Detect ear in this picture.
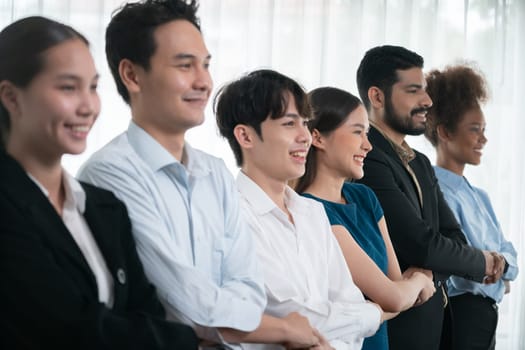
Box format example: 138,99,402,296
0,81,21,117
118,59,141,94
368,86,385,109
310,128,325,149
233,124,255,150
436,124,452,143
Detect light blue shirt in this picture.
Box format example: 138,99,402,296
434,166,519,303
78,121,266,334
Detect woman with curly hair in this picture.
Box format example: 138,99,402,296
424,64,519,350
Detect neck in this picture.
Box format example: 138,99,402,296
303,163,346,204
241,166,289,214
8,144,65,214
133,119,186,162
436,148,465,176
370,114,406,146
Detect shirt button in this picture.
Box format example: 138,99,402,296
437,280,442,287
117,268,126,285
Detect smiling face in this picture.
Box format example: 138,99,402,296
8,38,99,161
132,19,212,138
440,106,487,168
382,67,433,139
316,105,372,180
246,94,312,184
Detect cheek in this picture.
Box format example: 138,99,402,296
93,95,101,117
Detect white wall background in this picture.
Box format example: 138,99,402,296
1,1,523,348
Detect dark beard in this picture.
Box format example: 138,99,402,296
384,97,427,136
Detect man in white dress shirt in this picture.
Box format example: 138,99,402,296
79,1,320,348
214,69,385,350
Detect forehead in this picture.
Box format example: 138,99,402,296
460,106,485,123
394,67,426,87
346,104,369,124
152,19,209,58
39,38,96,77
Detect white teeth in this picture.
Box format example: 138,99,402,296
291,151,306,157
71,125,89,132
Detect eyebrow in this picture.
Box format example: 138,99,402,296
173,53,212,60
402,83,424,89
283,113,301,118
350,123,368,128
56,73,100,81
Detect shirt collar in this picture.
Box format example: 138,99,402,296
127,120,210,177
236,171,310,216
433,166,469,191
370,120,415,164
27,170,86,213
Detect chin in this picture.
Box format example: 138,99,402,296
65,144,87,156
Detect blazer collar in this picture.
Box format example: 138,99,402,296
369,125,410,168
0,153,108,293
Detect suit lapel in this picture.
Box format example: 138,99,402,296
82,185,119,273
368,127,422,213
0,153,98,295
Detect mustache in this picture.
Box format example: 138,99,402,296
411,107,429,116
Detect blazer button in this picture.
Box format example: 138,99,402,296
437,280,442,287
117,268,126,285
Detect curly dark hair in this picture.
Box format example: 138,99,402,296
424,63,489,147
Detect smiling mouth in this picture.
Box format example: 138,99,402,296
68,125,90,132
353,155,366,164
290,151,307,158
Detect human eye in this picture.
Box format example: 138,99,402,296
469,125,481,133
176,61,193,70
58,84,76,92
282,119,295,127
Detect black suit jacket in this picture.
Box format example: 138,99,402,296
0,152,198,349
356,126,486,350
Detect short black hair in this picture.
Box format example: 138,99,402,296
356,45,424,110
214,69,310,167
106,0,200,104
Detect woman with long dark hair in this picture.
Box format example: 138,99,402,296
0,16,197,349
295,87,435,350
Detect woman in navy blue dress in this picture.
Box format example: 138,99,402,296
295,87,435,350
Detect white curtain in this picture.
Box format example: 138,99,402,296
1,1,523,348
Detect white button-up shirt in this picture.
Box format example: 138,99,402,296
236,172,381,350
29,171,114,307
78,122,266,342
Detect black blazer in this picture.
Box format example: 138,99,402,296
0,152,198,349
357,126,486,350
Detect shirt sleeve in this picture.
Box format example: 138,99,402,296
78,158,266,334
478,189,519,280
360,184,384,222
244,203,380,346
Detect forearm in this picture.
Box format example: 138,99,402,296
388,274,431,312
219,314,289,344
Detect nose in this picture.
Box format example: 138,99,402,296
78,88,99,118
362,134,373,152
480,131,488,144
298,122,312,147
422,90,433,108
193,65,213,92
